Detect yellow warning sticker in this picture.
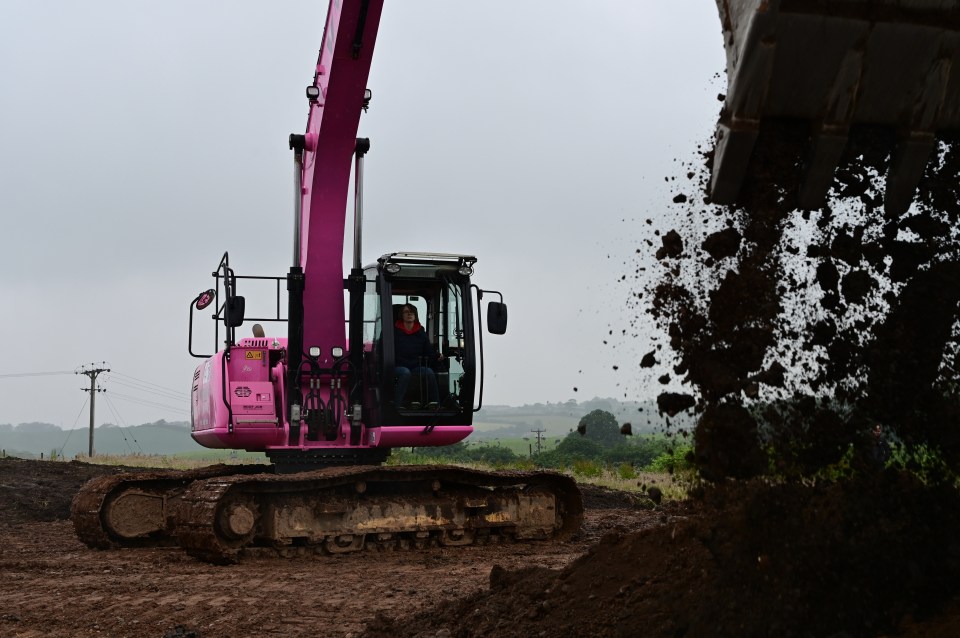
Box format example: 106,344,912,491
245,351,263,360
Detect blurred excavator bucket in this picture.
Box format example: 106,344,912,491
711,0,960,214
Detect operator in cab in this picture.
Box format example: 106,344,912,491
394,303,443,407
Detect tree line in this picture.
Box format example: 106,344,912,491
403,409,694,474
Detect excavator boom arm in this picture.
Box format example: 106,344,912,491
298,0,384,356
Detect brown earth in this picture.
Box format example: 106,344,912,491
3,457,960,638
648,124,960,481
622,121,960,636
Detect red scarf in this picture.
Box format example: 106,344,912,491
395,319,422,335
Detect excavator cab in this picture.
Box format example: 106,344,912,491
360,252,504,427
711,0,960,214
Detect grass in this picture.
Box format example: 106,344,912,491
576,468,689,501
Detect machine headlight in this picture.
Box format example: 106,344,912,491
385,263,401,274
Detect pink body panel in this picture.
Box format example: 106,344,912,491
191,347,286,450
191,336,472,452
368,426,473,448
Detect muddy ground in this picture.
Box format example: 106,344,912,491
2,457,960,638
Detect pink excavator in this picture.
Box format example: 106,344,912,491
72,0,581,563
72,0,958,562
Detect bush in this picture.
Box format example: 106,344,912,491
617,462,637,480
571,459,603,478
403,442,520,466
467,444,520,465
604,441,669,467
534,436,604,469
534,434,678,473
647,446,695,474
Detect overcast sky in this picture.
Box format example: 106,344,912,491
1,1,725,428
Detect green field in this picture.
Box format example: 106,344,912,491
459,435,564,456
471,414,582,438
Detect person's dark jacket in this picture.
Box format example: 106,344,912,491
394,320,437,368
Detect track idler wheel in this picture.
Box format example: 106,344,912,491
216,496,258,548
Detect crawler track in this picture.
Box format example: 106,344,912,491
71,464,583,563
175,465,583,563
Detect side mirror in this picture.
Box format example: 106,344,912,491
225,295,246,328
487,302,508,335
195,288,216,310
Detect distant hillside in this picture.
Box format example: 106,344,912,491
0,420,203,459
0,398,695,458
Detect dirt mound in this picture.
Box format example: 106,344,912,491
364,473,960,637
578,483,657,510
0,457,132,524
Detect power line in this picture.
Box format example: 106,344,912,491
4,365,190,425
102,395,135,454
0,370,74,378
101,376,187,402
107,372,189,399
107,390,190,415
103,394,144,455
57,397,90,457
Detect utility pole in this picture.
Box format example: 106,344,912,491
77,363,110,457
530,427,546,456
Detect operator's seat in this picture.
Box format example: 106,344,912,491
391,304,430,407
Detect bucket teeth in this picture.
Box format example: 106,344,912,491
885,133,936,215
711,0,960,210
797,127,849,211
709,117,759,205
